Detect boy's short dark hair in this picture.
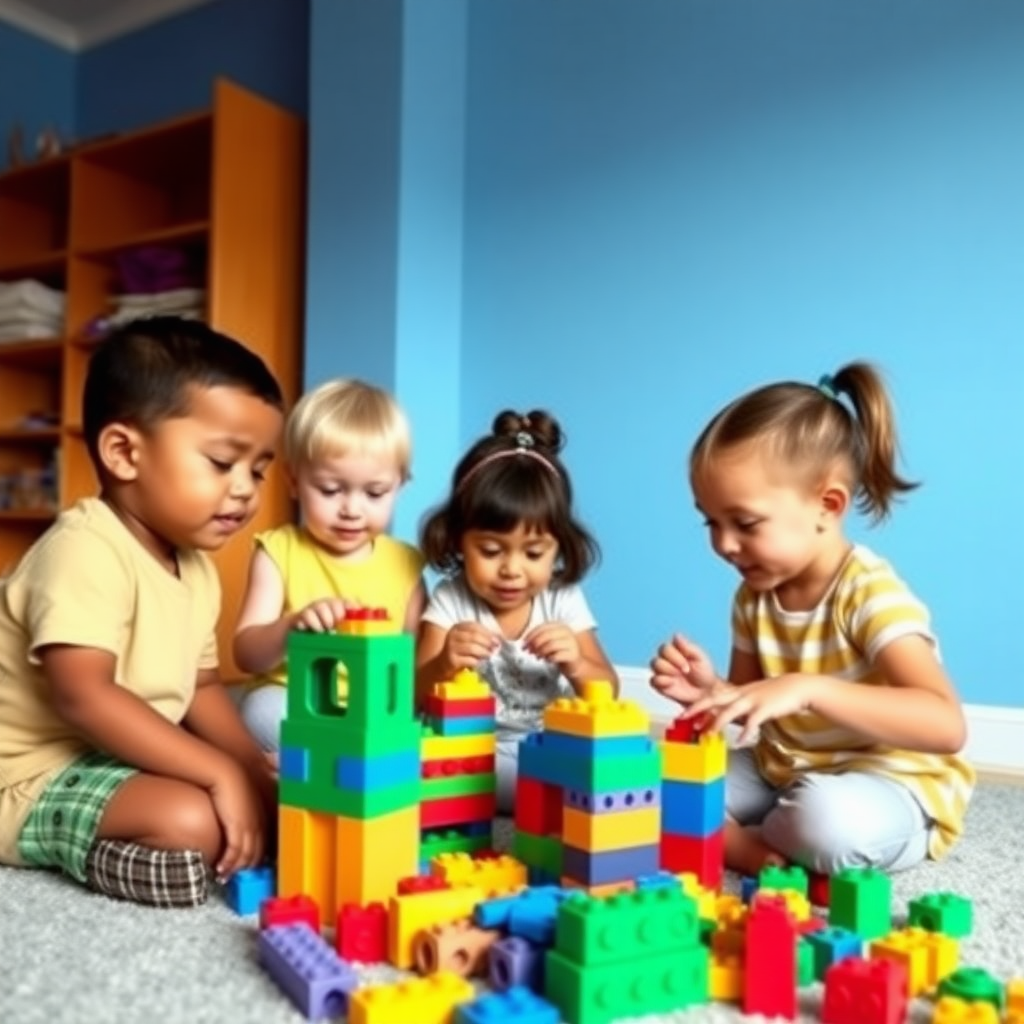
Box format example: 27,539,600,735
82,316,284,470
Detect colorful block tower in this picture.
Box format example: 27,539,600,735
659,715,726,889
419,670,498,860
277,613,421,924
514,681,663,893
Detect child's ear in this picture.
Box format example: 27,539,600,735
819,481,850,524
97,422,142,482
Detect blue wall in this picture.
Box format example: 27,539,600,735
459,0,1024,705
0,23,74,169
76,0,308,138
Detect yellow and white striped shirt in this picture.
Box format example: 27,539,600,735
732,544,975,859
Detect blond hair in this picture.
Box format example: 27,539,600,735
691,362,917,523
285,378,411,479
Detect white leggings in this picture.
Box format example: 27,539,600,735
728,746,932,874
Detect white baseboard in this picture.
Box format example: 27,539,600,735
614,665,1024,778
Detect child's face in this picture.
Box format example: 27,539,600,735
461,522,559,613
293,448,403,559
128,385,282,553
691,444,829,594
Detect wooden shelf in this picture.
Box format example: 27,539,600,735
0,338,64,367
74,219,210,262
0,508,56,523
0,427,61,443
0,249,67,278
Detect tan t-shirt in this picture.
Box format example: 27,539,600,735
0,498,221,864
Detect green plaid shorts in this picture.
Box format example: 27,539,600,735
18,752,136,882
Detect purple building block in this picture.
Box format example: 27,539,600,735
258,924,358,1021
564,786,660,814
489,935,545,992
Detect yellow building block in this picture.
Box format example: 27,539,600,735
919,930,959,991
1007,1014,1024,1024
757,887,811,922
1008,978,1024,1013
432,669,491,700
871,928,931,997
932,996,999,1024
713,893,748,930
421,731,496,760
679,872,717,920
278,804,338,924
542,680,650,738
336,805,420,907
339,614,397,636
562,806,661,852
710,951,744,1001
661,732,727,782
349,972,474,1024
387,886,484,968
430,853,527,896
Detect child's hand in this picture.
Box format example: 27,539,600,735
443,622,501,670
523,623,581,674
684,673,812,744
207,758,266,881
293,597,354,632
649,633,721,705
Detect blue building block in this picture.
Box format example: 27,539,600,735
335,748,420,790
225,865,275,915
562,844,660,887
740,875,759,904
456,986,559,1024
280,746,310,783
662,777,726,837
636,870,683,891
475,886,573,946
518,733,661,793
432,715,497,737
804,926,864,981
565,785,660,814
258,923,358,1021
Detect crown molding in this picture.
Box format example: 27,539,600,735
0,0,78,49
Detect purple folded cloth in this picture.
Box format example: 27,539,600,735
115,245,204,294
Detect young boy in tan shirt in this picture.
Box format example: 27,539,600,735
0,316,283,906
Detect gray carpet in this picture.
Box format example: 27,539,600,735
1,782,1021,1024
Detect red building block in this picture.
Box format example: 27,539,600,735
426,695,497,719
336,902,388,963
664,713,714,743
744,895,798,1019
822,956,908,1024
660,828,724,890
809,872,831,908
259,894,321,934
514,776,562,836
421,792,496,830
422,755,496,779
397,875,450,896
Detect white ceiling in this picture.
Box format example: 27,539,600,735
0,0,217,50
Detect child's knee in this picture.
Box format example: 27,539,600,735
159,788,221,864
241,685,285,752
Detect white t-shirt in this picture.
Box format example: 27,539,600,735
422,575,597,735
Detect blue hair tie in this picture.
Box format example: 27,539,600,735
817,374,839,401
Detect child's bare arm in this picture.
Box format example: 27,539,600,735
415,620,496,706
524,624,619,696
233,548,298,673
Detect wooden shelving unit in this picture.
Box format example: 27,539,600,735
0,79,305,679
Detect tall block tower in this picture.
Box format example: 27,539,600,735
277,614,421,924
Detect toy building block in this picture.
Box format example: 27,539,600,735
932,996,1000,1024
664,713,713,744
759,863,809,897
797,938,816,986
804,926,863,981
710,951,744,1001
413,919,502,977
489,935,545,992
260,894,320,934
828,867,892,939
870,929,931,996
388,885,484,969
937,968,1005,1014
809,871,831,908
562,842,659,889
660,827,724,890
513,831,564,881
431,852,528,895
519,732,661,794
422,729,497,762
336,902,388,963
565,784,659,815
474,885,574,947
421,826,492,862
456,986,560,1024
515,775,563,835
423,754,495,779
562,805,660,852
542,680,650,738
258,923,358,1021
661,731,727,783
339,607,394,636
661,777,725,837
753,886,811,922
908,892,973,938
422,791,497,831
743,895,798,1019
431,668,493,700
348,972,475,1024
427,695,497,720
822,957,907,1024
225,865,275,915
917,929,960,992
1009,978,1024,1013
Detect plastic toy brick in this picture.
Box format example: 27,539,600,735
225,864,275,915
754,886,811,922
335,804,420,906
562,842,659,889
431,852,528,895
258,923,358,1021
562,806,660,852
422,772,497,804
398,875,450,896
917,929,959,992
280,745,310,782
663,713,712,744
413,918,502,977
545,943,709,1024
635,870,681,890
822,956,907,1024
541,680,650,738
336,902,388,963
660,732,727,783
421,730,497,761
260,894,320,934
515,775,563,835
430,714,498,737
426,694,497,719
421,827,492,861
743,897,798,1019
432,669,492,700
278,805,338,924
659,828,724,890
456,986,560,1024
282,710,422,765
932,996,1000,1024
828,866,893,939
797,937,816,986
805,925,863,981
564,785,660,814
871,927,939,996
348,972,475,1024
339,607,394,636
759,863,809,897
474,885,573,946
710,950,744,1001
740,875,759,903
678,872,717,920
335,748,421,791
512,831,564,880
1009,978,1024,1013
661,777,725,838
535,730,655,760
423,754,495,779
908,892,973,938
387,885,485,969
518,731,661,794
937,967,1004,1013
489,935,545,992
554,886,700,965
421,791,497,830
809,871,831,908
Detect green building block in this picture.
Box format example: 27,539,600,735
545,945,709,1024
908,892,973,938
513,830,563,879
285,629,415,732
281,709,421,761
279,776,420,819
828,867,892,939
422,772,496,803
937,967,1004,1012
759,863,809,897
554,887,700,966
796,938,815,986
421,828,492,860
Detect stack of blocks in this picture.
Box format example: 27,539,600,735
419,670,497,866
276,612,421,924
513,681,663,893
659,714,726,890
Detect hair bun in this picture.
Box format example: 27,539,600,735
492,409,564,454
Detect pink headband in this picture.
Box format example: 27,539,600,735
457,431,559,493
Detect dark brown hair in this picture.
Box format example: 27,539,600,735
690,362,917,523
420,409,599,582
